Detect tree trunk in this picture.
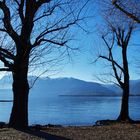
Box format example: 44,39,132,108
117,44,131,122
117,87,130,121
9,72,29,129
9,54,30,129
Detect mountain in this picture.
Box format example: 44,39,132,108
0,75,12,89
130,79,140,95
104,84,122,95
30,77,115,96
0,75,140,96
0,76,115,96
105,80,140,96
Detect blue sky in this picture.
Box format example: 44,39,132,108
1,0,140,83
50,30,140,82
49,1,140,83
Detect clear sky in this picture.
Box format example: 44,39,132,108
49,1,140,83
50,31,140,82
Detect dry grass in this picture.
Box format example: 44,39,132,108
0,128,43,140
0,124,140,140
44,123,140,140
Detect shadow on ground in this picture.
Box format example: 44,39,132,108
21,129,71,140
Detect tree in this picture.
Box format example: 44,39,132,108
0,0,87,129
112,0,140,24
96,22,134,121
94,0,138,122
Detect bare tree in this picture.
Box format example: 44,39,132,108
0,0,88,129
112,0,140,24
96,23,134,121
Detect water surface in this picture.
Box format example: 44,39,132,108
0,90,139,125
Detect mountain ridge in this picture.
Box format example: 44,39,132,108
0,75,140,96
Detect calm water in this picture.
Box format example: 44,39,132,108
0,90,140,126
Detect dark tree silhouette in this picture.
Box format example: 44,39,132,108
112,0,140,24
97,23,134,121
0,0,87,129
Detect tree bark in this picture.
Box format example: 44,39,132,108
9,73,29,129
9,54,30,129
117,44,131,122
117,86,130,121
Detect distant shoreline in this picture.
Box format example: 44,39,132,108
59,95,140,97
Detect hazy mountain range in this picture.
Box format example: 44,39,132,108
0,75,140,96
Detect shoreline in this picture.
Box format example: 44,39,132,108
1,119,140,129
59,95,140,97
0,121,140,140
0,123,140,140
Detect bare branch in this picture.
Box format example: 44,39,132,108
36,0,51,9
32,19,80,47
18,0,25,23
0,47,15,60
0,54,13,69
34,3,58,22
0,1,19,42
33,38,67,47
99,55,124,72
0,28,7,32
124,26,133,46
112,1,140,23
0,68,12,71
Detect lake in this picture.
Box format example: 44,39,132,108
0,90,140,126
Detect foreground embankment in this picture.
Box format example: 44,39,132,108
0,123,140,140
